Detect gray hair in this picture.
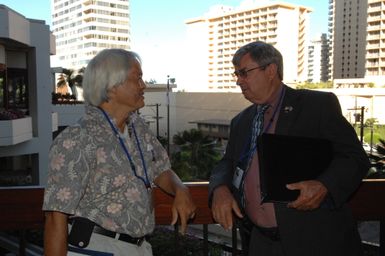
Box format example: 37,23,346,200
232,41,283,80
82,48,141,106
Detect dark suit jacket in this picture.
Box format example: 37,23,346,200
209,85,370,256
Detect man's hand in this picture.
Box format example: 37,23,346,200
154,170,196,235
211,185,243,230
286,180,328,210
171,186,196,235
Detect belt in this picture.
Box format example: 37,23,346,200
93,225,146,246
242,217,280,241
254,225,280,241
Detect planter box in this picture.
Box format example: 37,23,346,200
0,117,32,146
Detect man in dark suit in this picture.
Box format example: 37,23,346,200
209,41,370,256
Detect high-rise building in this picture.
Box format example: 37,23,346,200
51,0,131,70
308,33,329,83
182,2,312,92
365,0,385,81
327,0,334,80
329,0,368,80
329,0,385,87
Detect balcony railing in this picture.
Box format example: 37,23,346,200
0,180,384,255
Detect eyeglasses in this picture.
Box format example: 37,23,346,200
232,65,268,79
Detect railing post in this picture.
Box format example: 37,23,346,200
174,224,180,253
203,224,208,256
18,229,26,256
232,225,238,255
380,220,384,256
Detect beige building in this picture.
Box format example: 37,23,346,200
51,0,131,70
329,0,368,80
329,0,385,87
365,0,385,84
182,1,312,92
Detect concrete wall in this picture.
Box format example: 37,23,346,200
141,91,250,139
319,88,385,124
141,89,385,142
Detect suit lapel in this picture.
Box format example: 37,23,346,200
275,86,302,135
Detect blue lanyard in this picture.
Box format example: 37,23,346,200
98,107,151,188
239,86,286,163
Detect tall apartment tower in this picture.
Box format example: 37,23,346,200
51,0,131,70
365,0,385,81
308,33,329,83
183,2,312,92
328,0,368,80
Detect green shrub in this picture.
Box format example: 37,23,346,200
364,132,382,145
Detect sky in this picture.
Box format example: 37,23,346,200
0,0,329,83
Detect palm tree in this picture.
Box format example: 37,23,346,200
56,73,69,95
171,129,221,181
56,68,84,99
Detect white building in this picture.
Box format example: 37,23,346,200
181,1,312,92
51,0,131,70
0,5,56,185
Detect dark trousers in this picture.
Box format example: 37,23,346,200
238,218,285,256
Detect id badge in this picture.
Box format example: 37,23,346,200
232,166,244,189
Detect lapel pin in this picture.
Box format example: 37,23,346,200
284,106,293,113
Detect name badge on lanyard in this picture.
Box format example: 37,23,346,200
232,166,245,189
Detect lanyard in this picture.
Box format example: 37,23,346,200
98,107,151,188
239,86,286,163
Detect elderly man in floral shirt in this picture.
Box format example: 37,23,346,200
43,49,196,256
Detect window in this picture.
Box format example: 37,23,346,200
0,69,4,108
3,68,28,110
0,154,34,186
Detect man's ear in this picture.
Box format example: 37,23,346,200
266,63,278,80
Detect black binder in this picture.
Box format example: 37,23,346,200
257,133,333,203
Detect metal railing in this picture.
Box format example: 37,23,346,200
1,180,385,255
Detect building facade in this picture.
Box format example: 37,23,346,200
51,0,131,70
0,5,56,185
329,0,385,87
183,2,312,92
365,0,385,84
308,33,329,83
329,0,368,80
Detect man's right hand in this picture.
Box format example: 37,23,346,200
211,185,243,230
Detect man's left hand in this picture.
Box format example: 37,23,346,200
171,186,197,234
286,180,328,210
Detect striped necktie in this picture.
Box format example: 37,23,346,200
240,104,269,209
249,104,269,158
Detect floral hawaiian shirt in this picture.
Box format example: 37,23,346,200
43,105,171,237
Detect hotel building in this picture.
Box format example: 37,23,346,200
182,2,312,92
51,0,131,70
329,0,368,80
329,0,385,87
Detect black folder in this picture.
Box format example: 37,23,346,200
257,133,333,203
